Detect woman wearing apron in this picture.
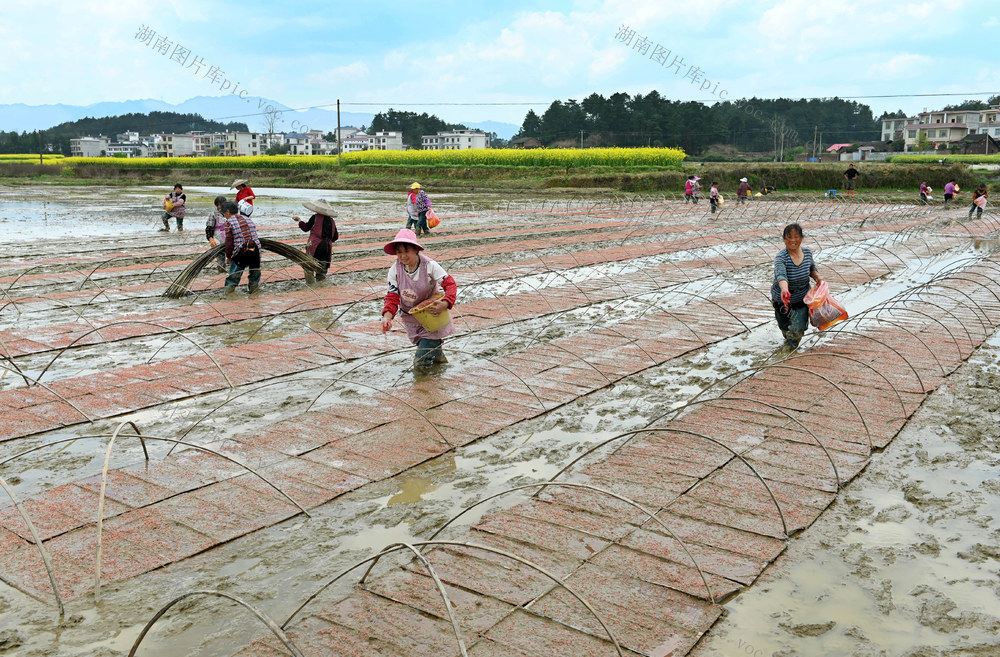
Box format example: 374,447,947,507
380,229,457,371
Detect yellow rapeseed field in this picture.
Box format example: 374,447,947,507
887,154,1000,164
0,154,65,161
43,147,686,169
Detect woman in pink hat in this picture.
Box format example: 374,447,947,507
380,228,457,370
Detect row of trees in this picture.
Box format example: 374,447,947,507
0,112,249,155
512,92,888,155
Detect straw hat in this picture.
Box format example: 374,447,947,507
384,228,423,255
230,179,248,188
409,182,421,189
303,199,338,217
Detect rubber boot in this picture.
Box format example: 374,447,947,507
176,217,184,232
248,283,259,295
225,285,237,296
160,215,170,231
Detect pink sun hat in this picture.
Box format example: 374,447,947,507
384,228,424,255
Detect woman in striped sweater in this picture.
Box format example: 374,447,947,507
771,223,822,349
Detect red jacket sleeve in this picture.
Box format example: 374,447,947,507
441,275,457,308
382,291,400,318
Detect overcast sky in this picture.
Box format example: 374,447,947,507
2,0,997,128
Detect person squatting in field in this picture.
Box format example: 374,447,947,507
161,183,186,231
380,228,457,372
771,223,822,349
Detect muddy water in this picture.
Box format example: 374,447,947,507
691,333,1000,657
1,184,998,656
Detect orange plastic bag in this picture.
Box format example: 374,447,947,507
427,209,440,229
804,281,848,330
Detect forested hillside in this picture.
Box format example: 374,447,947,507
513,92,886,155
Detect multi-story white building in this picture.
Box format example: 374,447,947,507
902,109,982,152
341,135,369,153
222,131,260,156
367,131,404,150
284,132,312,155
105,142,151,158
310,138,339,155
154,133,195,157
974,105,1000,138
421,129,490,150
70,136,110,157
880,116,919,142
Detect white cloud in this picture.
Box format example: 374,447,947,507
305,62,370,87
875,53,933,77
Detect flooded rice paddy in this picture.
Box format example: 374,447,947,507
0,183,998,656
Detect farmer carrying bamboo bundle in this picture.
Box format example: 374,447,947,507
222,201,262,296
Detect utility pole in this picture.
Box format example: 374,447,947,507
336,99,342,167
579,130,586,149
812,126,818,159
38,130,43,165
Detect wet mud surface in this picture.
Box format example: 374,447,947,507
1,184,999,656
691,335,1000,657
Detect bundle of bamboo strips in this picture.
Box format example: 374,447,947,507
163,239,324,298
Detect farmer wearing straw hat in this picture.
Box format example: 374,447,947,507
231,179,256,215
405,182,420,231
381,228,457,371
406,182,432,236
293,199,339,281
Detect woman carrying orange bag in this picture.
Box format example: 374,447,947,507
771,223,822,349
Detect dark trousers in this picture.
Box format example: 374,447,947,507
415,338,444,367
313,240,332,280
226,249,261,292
774,302,808,347
162,212,183,230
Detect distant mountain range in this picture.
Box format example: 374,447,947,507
0,96,521,139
